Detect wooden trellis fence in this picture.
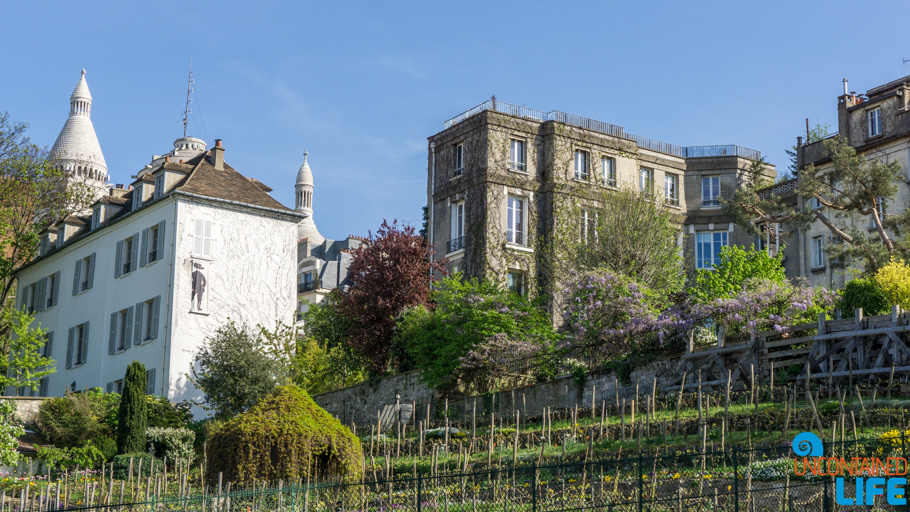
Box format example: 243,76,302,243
669,306,910,391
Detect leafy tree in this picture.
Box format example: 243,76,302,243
875,258,910,310
688,245,786,304
549,186,684,293
190,321,284,420
1,308,54,393
396,276,559,391
299,292,366,392
839,278,890,318
37,389,114,449
781,122,831,181
116,361,147,454
0,399,23,467
727,136,909,272
0,111,91,336
336,220,446,374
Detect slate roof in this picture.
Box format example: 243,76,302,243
171,151,291,211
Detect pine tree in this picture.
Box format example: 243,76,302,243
116,361,148,454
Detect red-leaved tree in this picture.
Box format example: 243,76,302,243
338,220,446,374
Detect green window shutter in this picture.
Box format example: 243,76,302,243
72,259,82,295
109,313,117,354
115,241,123,278
134,302,144,343
52,271,61,306
150,296,161,339
156,220,166,261
66,327,75,369
140,228,149,267
124,306,134,348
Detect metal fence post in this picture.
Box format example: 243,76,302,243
902,431,908,512
417,473,422,512
532,462,537,512
733,447,739,512
638,452,644,512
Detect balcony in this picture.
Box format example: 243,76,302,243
444,100,763,161
298,279,320,294
447,236,465,253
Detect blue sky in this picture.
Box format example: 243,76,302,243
2,1,909,239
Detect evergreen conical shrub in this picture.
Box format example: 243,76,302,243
116,361,148,454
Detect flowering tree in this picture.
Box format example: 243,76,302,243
338,220,446,374
559,271,835,360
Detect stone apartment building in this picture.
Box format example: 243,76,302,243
426,101,775,300
790,75,910,289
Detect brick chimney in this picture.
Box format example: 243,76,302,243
212,139,225,170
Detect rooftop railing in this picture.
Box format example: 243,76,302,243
444,100,763,161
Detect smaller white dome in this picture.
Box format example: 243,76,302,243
296,151,314,187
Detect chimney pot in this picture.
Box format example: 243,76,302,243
212,140,225,171
165,156,170,162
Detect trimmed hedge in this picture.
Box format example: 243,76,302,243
206,386,362,486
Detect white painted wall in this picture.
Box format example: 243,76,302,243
165,198,298,409
13,195,299,418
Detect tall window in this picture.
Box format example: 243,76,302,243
507,271,525,296
193,220,213,257
154,173,165,199
702,176,720,207
115,234,139,277
138,296,161,342
812,236,825,268
91,207,101,229
574,150,589,180
454,144,464,177
73,253,95,294
507,197,525,245
45,272,59,309
449,202,465,252
141,221,166,265
639,168,653,194
133,185,143,210
665,174,679,205
580,208,597,243
868,108,882,137
66,322,90,368
696,232,728,269
601,157,616,187
510,140,526,172
870,197,886,229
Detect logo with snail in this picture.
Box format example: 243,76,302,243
792,431,908,505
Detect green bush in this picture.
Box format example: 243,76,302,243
116,362,148,454
839,278,891,318
37,445,104,471
147,427,194,465
206,385,362,486
111,453,164,479
397,276,559,390
147,397,192,428
37,391,108,448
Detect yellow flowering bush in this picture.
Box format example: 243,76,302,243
875,258,910,311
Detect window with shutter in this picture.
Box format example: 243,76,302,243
155,220,166,261
43,332,54,359
115,240,123,277
86,253,95,289
194,220,212,257
36,277,47,312
109,312,117,354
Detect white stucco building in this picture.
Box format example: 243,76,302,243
13,135,302,407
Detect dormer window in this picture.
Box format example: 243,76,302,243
91,207,102,229
868,108,882,138
56,228,66,248
154,173,165,199
39,233,52,256
133,184,143,210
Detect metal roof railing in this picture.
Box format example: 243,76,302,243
444,100,762,161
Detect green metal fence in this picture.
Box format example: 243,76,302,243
16,434,910,512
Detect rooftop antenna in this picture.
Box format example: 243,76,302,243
181,63,194,138
904,58,910,65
